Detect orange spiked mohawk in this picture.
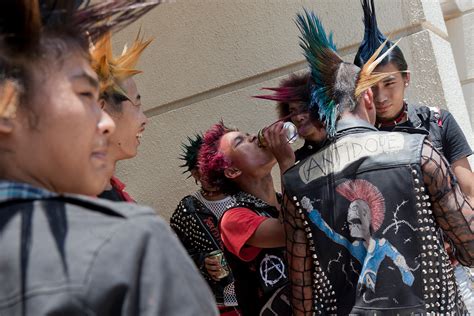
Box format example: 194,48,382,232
90,31,153,99
354,37,401,98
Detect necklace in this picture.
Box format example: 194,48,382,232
376,103,408,128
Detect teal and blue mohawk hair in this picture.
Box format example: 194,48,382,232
296,9,343,137
353,0,402,67
179,133,203,176
296,8,401,137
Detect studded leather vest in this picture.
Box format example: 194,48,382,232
170,195,236,307
222,192,289,316
283,119,466,315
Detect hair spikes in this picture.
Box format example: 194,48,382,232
91,30,153,98
255,87,305,103
355,37,402,98
1,0,160,60
198,121,235,191
254,71,311,105
0,0,42,53
353,0,390,67
69,1,161,43
179,133,203,176
296,9,343,137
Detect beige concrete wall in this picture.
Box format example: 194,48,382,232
114,0,473,220
445,3,474,130
443,0,474,165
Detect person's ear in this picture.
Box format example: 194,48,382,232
0,117,14,134
190,168,200,181
0,81,19,134
224,167,241,179
404,72,411,87
364,88,374,110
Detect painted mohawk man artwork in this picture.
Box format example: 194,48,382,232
301,179,415,295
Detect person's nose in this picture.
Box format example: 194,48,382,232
249,134,257,143
98,110,116,136
373,85,388,104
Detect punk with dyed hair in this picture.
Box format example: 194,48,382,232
255,72,328,162
171,133,241,315
281,9,473,315
199,121,292,315
354,0,474,310
198,122,236,193
91,31,152,202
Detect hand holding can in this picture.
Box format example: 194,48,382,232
257,121,298,148
205,250,230,280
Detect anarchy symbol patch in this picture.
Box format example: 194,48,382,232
260,254,287,287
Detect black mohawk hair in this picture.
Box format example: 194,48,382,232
179,133,203,176
353,0,391,67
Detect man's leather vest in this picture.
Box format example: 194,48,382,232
222,192,289,315
283,119,466,315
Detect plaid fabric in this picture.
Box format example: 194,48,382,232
0,181,56,202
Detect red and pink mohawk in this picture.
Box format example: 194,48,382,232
198,121,236,193
254,72,313,120
255,73,310,102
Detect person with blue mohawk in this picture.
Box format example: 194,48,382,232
354,1,474,312
354,0,473,199
280,9,473,315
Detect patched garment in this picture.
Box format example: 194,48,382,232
170,194,238,308
282,119,472,315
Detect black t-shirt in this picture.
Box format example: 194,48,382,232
437,110,473,163
379,104,472,164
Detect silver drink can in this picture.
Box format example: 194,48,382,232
257,122,299,148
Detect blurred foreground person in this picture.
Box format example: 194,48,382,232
0,1,217,315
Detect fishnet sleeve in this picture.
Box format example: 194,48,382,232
282,191,314,315
421,140,474,267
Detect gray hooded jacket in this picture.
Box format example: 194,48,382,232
0,185,218,316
